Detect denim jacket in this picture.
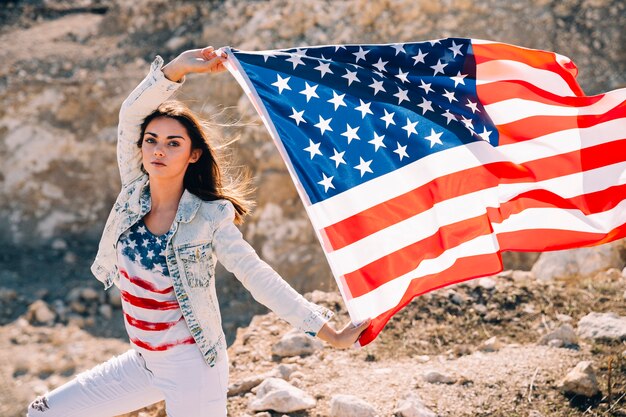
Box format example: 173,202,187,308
91,56,333,367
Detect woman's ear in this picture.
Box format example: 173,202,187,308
190,148,203,163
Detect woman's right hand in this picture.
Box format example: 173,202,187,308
162,46,227,82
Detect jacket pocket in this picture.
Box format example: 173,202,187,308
176,242,213,288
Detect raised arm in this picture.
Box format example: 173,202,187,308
117,47,226,186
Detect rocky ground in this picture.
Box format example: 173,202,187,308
2,256,626,416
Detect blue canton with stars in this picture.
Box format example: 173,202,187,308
230,38,498,205
118,219,172,276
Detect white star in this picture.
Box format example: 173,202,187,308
343,69,360,86
147,250,155,260
318,173,335,192
154,263,164,273
353,46,369,63
392,43,406,55
134,253,143,263
286,53,305,69
327,91,347,110
380,109,396,128
461,116,474,129
394,142,409,160
395,68,410,83
478,127,493,142
315,60,333,78
137,225,147,235
341,124,361,144
260,51,277,62
329,148,346,168
354,157,373,177
142,238,149,247
393,87,410,104
334,45,347,51
451,71,467,87
402,118,419,137
372,58,389,73
299,82,319,102
418,79,433,94
412,49,428,65
155,237,162,245
294,48,309,57
128,240,137,249
369,78,386,95
424,128,443,148
428,39,441,46
369,132,386,151
272,74,292,94
430,59,447,76
465,99,480,113
354,99,373,118
314,116,333,135
417,97,434,114
289,108,306,125
448,41,464,58
442,89,457,103
442,109,456,124
304,139,323,159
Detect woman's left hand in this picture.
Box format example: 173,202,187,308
317,318,372,349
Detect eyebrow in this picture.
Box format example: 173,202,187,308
144,131,186,140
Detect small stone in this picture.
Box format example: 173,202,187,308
479,336,501,352
166,36,187,51
538,324,578,347
559,361,600,397
423,370,456,384
330,394,378,417
80,288,99,301
26,300,56,325
477,277,496,290
273,364,297,380
248,378,316,413
394,392,437,417
271,329,324,358
51,238,68,250
70,301,86,314
512,270,534,281
98,304,113,320
228,374,267,397
0,287,17,302
473,304,487,314
548,339,564,348
254,413,271,417
415,355,430,363
577,312,626,341
63,251,78,264
556,314,573,323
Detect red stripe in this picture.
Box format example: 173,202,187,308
477,80,604,107
124,313,184,331
130,336,196,351
357,253,503,346
119,269,173,295
490,101,626,145
472,42,582,96
120,290,180,310
324,138,626,251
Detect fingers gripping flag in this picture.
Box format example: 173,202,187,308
222,38,626,346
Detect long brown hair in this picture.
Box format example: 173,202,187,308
138,101,255,224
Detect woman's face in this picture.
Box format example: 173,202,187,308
141,116,201,181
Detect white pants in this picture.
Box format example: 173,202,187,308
26,346,229,417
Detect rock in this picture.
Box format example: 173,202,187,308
69,301,87,314
329,394,378,417
51,238,68,250
596,267,622,281
416,355,430,363
538,324,578,347
165,36,187,51
25,300,56,325
479,336,501,352
229,374,268,397
271,329,324,357
423,370,456,384
98,304,112,320
556,314,573,323
80,287,99,301
273,363,297,380
531,244,624,281
394,392,437,417
577,312,626,341
0,287,17,302
512,270,534,281
249,378,316,413
477,277,496,290
558,361,600,397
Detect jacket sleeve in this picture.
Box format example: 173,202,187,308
117,56,184,186
213,201,334,336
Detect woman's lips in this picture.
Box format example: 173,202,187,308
150,161,166,166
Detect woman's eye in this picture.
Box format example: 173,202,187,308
144,137,155,143
169,141,180,147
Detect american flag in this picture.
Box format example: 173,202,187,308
222,38,626,346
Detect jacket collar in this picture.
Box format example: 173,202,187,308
133,178,202,224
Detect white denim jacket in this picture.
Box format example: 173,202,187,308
91,56,333,367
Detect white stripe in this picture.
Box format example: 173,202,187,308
476,60,575,96
346,233,500,322
484,89,626,125
308,118,626,228
347,198,626,320
327,161,626,276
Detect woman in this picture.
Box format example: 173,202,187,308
27,46,370,417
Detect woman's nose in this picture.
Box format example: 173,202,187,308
153,146,165,157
